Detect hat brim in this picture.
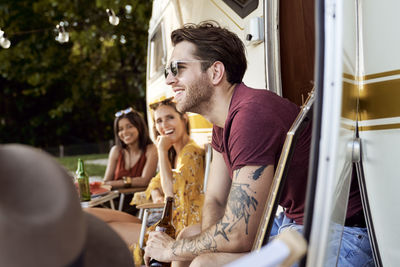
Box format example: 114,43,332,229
0,144,134,267
80,213,134,267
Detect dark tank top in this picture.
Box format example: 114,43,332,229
113,148,147,180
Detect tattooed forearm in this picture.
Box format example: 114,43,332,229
197,229,218,253
251,166,267,180
171,167,265,258
172,229,218,257
171,240,181,256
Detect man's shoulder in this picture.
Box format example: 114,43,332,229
233,84,285,109
231,83,299,122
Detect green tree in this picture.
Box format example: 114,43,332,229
0,0,152,148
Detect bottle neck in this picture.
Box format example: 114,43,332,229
161,197,174,221
76,159,87,179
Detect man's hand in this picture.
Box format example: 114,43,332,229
144,231,176,266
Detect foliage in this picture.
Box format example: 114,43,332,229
56,153,108,177
0,0,152,147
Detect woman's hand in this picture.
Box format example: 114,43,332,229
104,179,125,189
151,188,164,203
152,195,164,204
156,135,174,152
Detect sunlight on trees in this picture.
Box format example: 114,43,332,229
0,0,152,148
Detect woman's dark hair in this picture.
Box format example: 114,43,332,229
113,108,153,151
150,98,190,165
171,21,247,84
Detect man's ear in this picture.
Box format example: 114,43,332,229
208,61,225,85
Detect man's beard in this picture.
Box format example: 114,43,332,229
176,75,214,114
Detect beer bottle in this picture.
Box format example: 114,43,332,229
149,196,175,267
76,158,91,201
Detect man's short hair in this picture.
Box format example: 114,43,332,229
171,21,247,84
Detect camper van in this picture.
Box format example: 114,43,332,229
145,0,400,266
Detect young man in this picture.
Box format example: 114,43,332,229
144,22,371,267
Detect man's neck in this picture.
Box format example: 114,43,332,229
202,83,237,128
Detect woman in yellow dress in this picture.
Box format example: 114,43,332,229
137,98,204,232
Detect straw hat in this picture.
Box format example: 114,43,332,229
0,144,134,267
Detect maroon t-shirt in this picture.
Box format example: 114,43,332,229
212,83,311,224
212,83,364,224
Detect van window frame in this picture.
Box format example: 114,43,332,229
147,22,167,81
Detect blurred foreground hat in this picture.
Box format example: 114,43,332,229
0,144,134,267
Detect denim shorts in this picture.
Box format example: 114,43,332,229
270,212,374,267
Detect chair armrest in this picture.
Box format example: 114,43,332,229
132,191,150,206
136,202,165,209
117,186,147,194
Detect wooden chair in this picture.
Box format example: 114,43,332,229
136,143,213,248
226,229,307,267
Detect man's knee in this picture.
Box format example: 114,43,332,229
189,254,211,267
189,253,246,267
176,224,201,240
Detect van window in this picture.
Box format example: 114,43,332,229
148,24,166,79
223,0,259,18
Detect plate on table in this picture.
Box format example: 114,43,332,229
90,182,111,197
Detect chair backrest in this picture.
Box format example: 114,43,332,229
203,143,213,193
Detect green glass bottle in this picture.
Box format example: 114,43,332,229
76,158,91,201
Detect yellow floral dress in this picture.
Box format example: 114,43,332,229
131,139,205,264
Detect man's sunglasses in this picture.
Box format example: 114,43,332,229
115,107,134,117
164,60,211,79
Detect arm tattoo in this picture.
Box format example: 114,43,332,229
214,182,258,239
172,229,218,256
251,166,267,180
197,230,218,253
214,219,230,241
234,168,241,180
172,177,259,255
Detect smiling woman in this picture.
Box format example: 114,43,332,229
147,97,192,202
102,107,158,193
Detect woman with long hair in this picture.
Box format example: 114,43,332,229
140,98,204,232
103,107,158,189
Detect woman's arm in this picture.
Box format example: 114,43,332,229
157,136,174,198
105,145,158,188
129,144,158,187
103,146,120,182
